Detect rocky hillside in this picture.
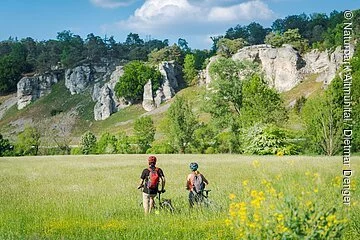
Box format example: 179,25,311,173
0,44,345,142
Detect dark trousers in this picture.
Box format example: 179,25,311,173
189,191,203,207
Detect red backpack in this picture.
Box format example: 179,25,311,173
147,167,160,189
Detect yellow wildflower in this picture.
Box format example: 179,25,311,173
242,180,248,186
229,193,236,200
252,160,260,168
225,219,232,226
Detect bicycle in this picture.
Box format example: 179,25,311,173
138,185,175,213
191,189,219,210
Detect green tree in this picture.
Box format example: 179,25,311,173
85,33,107,62
134,116,155,153
116,131,131,154
216,38,246,57
301,78,342,155
207,58,258,127
148,44,183,64
225,25,249,40
265,28,308,52
178,38,190,52
16,126,41,156
246,22,269,45
114,61,162,101
264,32,283,47
0,134,13,157
166,96,199,153
190,123,217,153
80,131,97,155
183,54,197,85
96,132,117,154
0,55,22,93
242,124,298,155
57,31,85,68
125,33,144,46
240,74,287,127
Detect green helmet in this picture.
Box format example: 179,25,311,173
189,162,198,171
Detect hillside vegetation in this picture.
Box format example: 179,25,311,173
1,9,360,156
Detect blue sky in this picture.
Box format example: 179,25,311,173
0,0,359,49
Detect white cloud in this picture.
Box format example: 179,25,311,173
90,0,136,8
101,0,275,48
115,0,274,32
208,1,274,22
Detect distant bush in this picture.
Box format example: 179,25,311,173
0,134,13,156
80,131,97,155
114,61,162,102
242,124,299,155
70,147,82,155
50,109,63,116
15,126,41,156
146,142,175,154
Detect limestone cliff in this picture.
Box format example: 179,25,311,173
205,44,344,92
17,72,59,110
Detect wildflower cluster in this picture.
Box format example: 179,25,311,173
225,161,347,239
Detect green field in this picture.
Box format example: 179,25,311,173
0,155,359,239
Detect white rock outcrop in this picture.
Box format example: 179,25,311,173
93,66,132,121
65,66,91,95
303,46,343,84
232,44,305,92
17,73,59,110
139,61,182,112
204,44,346,93
142,80,156,111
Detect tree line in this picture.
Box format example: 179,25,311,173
212,10,360,53
2,40,359,156
1,9,359,156
2,9,359,95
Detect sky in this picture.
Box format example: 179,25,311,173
0,0,359,49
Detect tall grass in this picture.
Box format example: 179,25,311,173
0,155,358,239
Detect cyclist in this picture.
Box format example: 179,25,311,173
138,156,165,214
186,162,209,207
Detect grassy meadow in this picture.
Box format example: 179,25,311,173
0,155,359,239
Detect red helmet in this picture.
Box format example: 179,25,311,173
148,156,157,164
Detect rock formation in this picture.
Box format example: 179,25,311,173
93,66,131,121
65,64,116,95
232,44,305,92
303,46,343,84
205,44,344,93
17,72,59,110
65,65,91,95
142,80,156,112
140,61,182,112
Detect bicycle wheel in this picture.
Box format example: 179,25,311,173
203,198,221,211
161,201,175,213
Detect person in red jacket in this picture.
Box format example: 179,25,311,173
138,156,165,214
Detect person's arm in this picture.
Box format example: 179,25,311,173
160,176,166,192
186,174,191,190
202,174,209,185
138,179,144,189
159,168,165,192
138,169,146,189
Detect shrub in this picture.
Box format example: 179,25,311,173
16,126,41,156
114,61,162,102
80,131,97,155
242,124,299,155
146,141,175,154
70,147,82,155
226,166,346,239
